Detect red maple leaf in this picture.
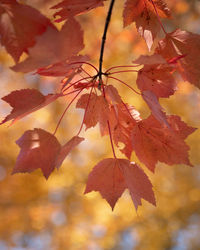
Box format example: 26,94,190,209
37,55,89,77
123,0,171,50
132,115,196,172
1,89,62,125
13,128,62,179
136,62,177,98
76,92,110,133
85,158,156,210
12,18,84,73
156,29,200,88
51,0,105,22
0,0,51,62
13,129,84,179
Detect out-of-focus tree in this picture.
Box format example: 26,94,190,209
0,0,200,249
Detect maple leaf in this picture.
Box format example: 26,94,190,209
132,115,195,172
1,89,62,125
12,18,84,73
51,0,105,22
0,0,51,63
156,29,200,88
136,62,177,98
76,92,110,134
123,0,171,50
13,128,61,179
85,158,156,210
37,55,89,77
13,129,84,179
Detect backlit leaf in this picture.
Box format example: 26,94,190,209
1,89,62,125
0,0,51,62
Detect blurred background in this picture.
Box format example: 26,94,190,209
0,0,200,249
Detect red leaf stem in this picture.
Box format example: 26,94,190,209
150,0,167,34
53,89,83,135
69,61,98,72
62,76,92,92
105,65,140,73
108,70,138,75
108,76,141,95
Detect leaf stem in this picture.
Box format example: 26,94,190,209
109,70,139,75
62,76,92,92
53,89,83,135
108,76,141,95
105,65,140,73
69,61,98,72
150,0,167,35
62,89,85,96
81,67,92,77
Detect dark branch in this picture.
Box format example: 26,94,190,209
98,0,116,87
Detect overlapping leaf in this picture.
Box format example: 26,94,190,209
0,0,51,62
85,158,156,210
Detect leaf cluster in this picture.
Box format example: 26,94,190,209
0,0,199,211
